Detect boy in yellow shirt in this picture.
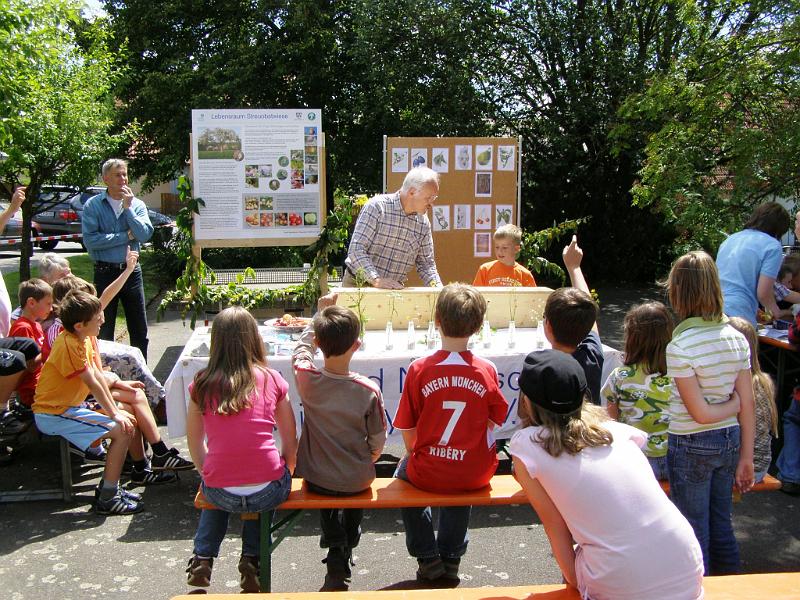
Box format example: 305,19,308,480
472,224,536,287
33,291,141,515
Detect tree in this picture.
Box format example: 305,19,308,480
476,0,687,280
614,0,800,253
106,0,497,196
0,0,134,280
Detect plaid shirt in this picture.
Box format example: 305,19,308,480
345,192,441,286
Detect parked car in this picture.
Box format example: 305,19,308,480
33,185,85,250
33,185,175,250
0,202,41,251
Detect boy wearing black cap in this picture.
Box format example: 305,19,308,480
394,283,508,582
542,235,603,404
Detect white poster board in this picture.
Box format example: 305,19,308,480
191,109,324,244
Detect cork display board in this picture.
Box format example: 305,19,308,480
384,136,520,286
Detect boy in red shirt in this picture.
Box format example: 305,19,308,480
394,283,508,582
9,278,52,407
472,224,536,287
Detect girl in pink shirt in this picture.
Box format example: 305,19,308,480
186,307,297,593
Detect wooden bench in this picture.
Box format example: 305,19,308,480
0,434,73,503
193,474,783,592
171,572,800,599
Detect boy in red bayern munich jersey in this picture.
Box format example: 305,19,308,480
394,283,508,583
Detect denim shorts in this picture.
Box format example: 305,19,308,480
34,407,116,451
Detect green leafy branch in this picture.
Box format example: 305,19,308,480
518,217,590,284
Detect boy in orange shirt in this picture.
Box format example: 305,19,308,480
8,278,52,407
472,224,536,287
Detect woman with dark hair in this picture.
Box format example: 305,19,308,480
716,202,792,324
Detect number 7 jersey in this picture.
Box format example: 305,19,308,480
394,350,509,493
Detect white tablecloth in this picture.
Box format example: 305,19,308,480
164,326,622,439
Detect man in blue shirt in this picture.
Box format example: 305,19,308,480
82,159,153,359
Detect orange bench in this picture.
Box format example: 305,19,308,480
172,572,800,599
193,474,783,592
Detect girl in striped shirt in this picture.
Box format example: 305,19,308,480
665,250,755,576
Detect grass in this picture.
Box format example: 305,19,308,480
4,254,162,332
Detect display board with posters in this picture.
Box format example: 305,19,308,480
191,109,325,247
384,136,521,286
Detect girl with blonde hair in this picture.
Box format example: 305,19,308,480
510,350,703,599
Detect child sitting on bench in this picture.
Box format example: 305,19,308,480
32,291,140,515
292,292,387,591
186,307,297,593
394,283,508,583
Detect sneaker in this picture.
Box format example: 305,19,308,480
238,555,260,593
94,484,142,505
84,445,107,465
186,555,213,587
95,490,143,515
779,480,800,496
130,466,177,486
416,557,445,581
320,547,350,591
0,410,29,436
151,447,194,471
442,558,460,581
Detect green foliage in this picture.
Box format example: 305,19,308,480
159,187,365,327
613,1,800,254
0,0,135,279
478,0,682,281
518,217,589,285
105,0,497,197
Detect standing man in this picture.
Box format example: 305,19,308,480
82,159,153,359
344,167,442,289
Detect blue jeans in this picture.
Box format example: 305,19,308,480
667,427,740,575
777,399,800,485
193,467,292,558
94,264,149,360
648,455,669,481
395,457,471,561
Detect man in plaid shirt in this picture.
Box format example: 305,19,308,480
344,167,442,289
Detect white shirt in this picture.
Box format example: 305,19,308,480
106,196,125,219
510,421,704,600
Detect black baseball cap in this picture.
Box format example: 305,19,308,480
518,350,587,415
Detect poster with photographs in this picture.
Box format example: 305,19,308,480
431,148,449,173
475,172,492,197
497,145,515,171
474,232,492,257
191,108,323,241
454,145,472,170
454,204,471,230
475,144,493,171
474,204,492,229
495,205,513,227
432,205,451,231
392,148,409,172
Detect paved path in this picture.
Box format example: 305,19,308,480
0,285,798,599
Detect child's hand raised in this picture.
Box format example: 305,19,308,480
317,292,338,310
125,247,139,271
563,235,583,271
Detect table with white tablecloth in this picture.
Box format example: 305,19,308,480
164,326,622,440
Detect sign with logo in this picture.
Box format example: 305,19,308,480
191,109,324,245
